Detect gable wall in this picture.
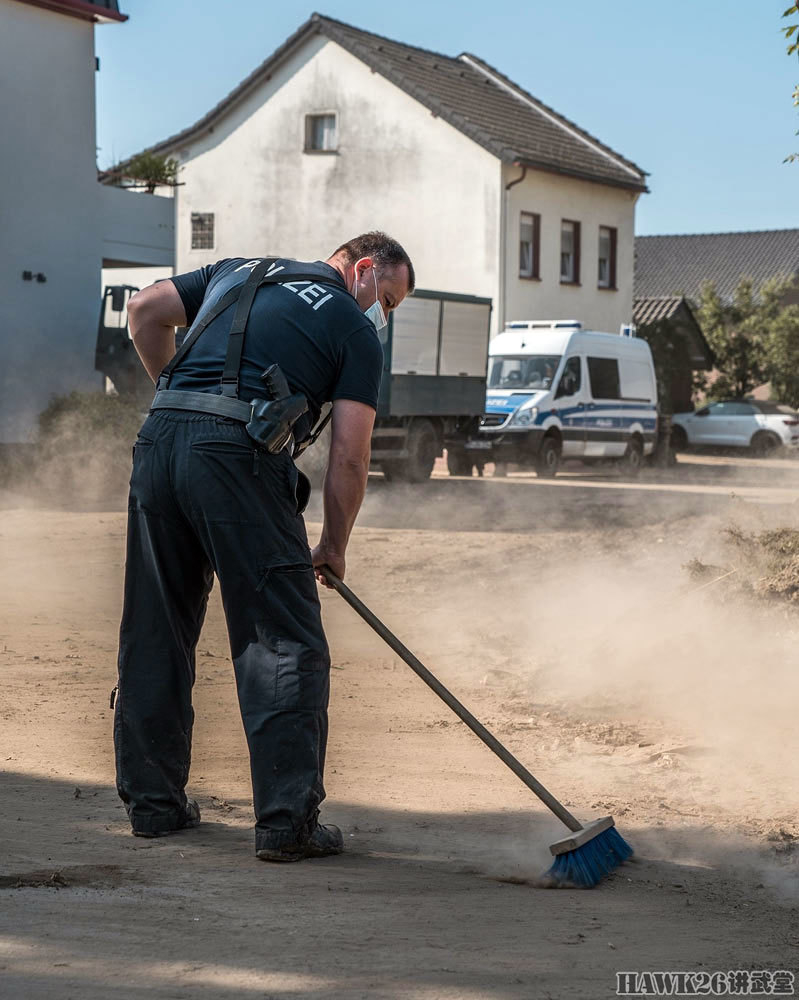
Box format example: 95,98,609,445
172,37,502,324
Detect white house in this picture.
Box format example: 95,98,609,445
0,0,173,444
137,13,647,338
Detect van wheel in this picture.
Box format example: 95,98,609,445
446,448,473,476
382,419,438,482
621,437,644,476
535,436,560,478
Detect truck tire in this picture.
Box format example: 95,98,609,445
535,435,560,478
446,448,473,477
382,418,438,482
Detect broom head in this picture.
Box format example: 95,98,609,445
544,816,633,888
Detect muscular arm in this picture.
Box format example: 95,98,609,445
127,280,188,382
311,399,375,586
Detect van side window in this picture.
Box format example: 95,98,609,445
587,357,620,399
555,356,581,398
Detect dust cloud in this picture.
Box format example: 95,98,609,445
336,470,799,889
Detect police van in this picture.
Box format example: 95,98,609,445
460,321,658,477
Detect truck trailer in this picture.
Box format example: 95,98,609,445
95,284,492,483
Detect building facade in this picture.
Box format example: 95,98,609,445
0,0,173,444
137,15,646,340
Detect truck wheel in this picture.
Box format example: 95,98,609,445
535,436,560,478
446,448,473,476
382,419,438,482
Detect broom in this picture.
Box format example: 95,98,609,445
320,567,632,887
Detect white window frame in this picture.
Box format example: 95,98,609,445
597,225,617,289
304,112,338,153
560,220,580,284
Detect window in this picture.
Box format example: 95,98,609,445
519,212,540,279
191,212,214,250
587,356,620,399
560,220,581,284
707,401,757,416
305,113,337,152
555,356,582,399
598,225,617,289
488,355,561,389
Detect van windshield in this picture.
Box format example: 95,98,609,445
488,355,561,390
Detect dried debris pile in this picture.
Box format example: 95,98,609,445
686,526,799,604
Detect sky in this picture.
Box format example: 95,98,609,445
94,0,799,236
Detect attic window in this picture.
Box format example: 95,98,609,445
305,113,337,153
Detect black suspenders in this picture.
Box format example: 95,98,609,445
156,258,343,400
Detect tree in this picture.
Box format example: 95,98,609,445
696,276,799,406
696,278,769,399
783,3,799,161
636,317,694,417
109,152,180,193
765,298,799,407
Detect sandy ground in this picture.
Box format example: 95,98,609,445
1,453,798,999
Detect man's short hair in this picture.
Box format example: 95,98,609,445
333,231,415,293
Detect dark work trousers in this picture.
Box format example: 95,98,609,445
114,409,330,851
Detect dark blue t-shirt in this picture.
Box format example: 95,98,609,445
168,257,383,423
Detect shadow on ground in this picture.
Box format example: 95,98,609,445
1,771,794,1000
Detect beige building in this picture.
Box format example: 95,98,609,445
135,14,647,338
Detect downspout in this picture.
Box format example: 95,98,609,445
500,163,527,332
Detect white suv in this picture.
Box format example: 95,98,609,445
671,399,799,455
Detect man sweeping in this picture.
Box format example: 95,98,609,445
114,231,414,861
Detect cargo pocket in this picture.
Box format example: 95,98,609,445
252,628,329,712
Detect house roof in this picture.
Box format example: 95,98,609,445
11,0,126,22
139,12,647,193
635,229,799,303
633,295,714,370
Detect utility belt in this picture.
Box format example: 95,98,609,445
151,364,313,456
151,257,337,458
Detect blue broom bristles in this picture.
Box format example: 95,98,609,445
544,825,633,888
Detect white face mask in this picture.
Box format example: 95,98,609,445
353,264,387,332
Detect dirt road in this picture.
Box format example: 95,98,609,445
1,457,797,998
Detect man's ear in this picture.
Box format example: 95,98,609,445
354,256,373,278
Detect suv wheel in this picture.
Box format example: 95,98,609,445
750,431,780,457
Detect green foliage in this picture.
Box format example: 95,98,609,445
119,152,180,193
34,391,145,503
636,318,693,417
38,390,143,444
695,276,799,407
784,4,799,55
696,278,768,399
783,4,799,160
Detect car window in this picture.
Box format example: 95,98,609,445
705,402,755,416
555,356,581,399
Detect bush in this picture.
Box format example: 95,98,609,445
34,391,145,504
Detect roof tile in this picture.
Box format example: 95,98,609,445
635,230,799,302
